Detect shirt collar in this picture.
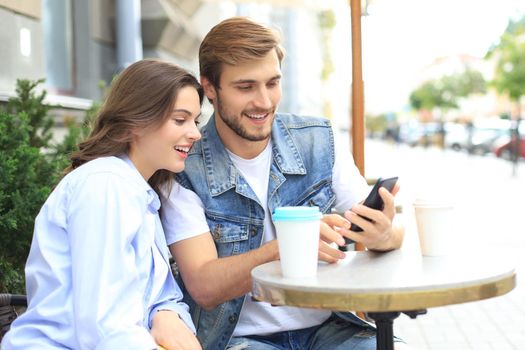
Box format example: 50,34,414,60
119,154,161,211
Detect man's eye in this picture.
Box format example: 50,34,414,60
237,85,252,91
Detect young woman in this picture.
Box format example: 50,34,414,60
1,59,203,350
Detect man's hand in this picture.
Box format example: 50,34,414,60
318,214,350,263
342,185,403,251
150,310,202,350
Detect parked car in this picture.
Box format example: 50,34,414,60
444,123,468,151
398,121,422,146
399,121,442,147
493,137,525,159
444,119,511,155
468,128,509,155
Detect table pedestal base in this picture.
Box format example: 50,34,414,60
367,312,399,350
367,310,427,350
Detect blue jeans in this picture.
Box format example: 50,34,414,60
226,314,379,350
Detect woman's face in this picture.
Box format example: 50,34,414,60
130,86,202,180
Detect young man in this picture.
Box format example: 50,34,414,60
162,17,406,350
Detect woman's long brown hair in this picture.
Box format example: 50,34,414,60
64,59,203,197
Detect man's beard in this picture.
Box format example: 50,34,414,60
216,93,274,142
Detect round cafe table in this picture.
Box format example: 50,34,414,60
251,249,516,350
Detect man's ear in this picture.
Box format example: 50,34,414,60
200,76,217,102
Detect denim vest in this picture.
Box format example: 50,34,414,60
175,113,371,350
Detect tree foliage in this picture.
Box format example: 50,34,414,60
409,67,486,112
318,9,336,81
487,16,525,102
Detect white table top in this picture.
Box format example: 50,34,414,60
251,249,516,312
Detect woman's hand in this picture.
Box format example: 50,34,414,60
150,310,202,350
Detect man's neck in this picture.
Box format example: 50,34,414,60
214,117,271,160
223,135,270,160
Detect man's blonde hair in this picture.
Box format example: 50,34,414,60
199,17,285,88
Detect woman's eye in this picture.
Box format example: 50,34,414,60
174,119,185,125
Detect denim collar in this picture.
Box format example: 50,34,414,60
200,114,306,197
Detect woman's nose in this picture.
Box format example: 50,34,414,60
188,123,202,141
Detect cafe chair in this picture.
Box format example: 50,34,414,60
0,293,27,341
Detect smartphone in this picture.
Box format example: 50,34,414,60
344,176,398,244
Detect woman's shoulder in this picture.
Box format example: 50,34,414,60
66,157,136,181
72,156,128,175
63,156,148,197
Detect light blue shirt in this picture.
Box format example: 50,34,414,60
1,156,194,350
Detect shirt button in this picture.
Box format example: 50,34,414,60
228,313,237,324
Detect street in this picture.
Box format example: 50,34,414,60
360,138,525,350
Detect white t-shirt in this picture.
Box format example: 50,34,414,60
163,133,369,337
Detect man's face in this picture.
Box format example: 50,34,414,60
202,50,282,152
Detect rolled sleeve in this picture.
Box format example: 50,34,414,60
147,261,195,333
149,301,196,334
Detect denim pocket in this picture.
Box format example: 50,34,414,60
293,179,335,213
207,214,249,257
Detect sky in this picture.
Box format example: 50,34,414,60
331,0,525,114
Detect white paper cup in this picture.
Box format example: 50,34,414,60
413,200,455,256
273,206,321,278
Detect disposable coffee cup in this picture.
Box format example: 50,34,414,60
272,206,322,278
413,198,456,256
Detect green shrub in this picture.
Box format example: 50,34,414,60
0,79,97,293
0,111,55,293
5,79,53,149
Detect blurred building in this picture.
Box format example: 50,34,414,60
0,0,206,102
0,0,339,134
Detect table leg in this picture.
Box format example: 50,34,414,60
367,311,400,350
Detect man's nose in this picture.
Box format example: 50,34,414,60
253,88,272,109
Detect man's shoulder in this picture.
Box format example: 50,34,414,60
275,113,332,129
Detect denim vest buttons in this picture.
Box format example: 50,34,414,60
175,113,370,350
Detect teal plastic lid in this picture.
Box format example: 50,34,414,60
272,206,322,222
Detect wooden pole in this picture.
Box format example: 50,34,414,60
350,0,365,256
349,2,367,319
350,0,365,177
